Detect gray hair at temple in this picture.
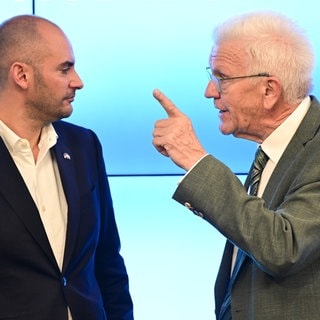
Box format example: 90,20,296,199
213,11,315,104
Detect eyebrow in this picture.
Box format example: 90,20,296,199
212,68,227,78
59,61,75,68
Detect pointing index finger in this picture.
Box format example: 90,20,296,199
153,88,183,118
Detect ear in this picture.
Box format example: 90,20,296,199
263,77,282,110
10,62,31,90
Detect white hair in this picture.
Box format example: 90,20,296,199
213,11,315,103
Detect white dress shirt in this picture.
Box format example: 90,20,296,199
0,121,71,318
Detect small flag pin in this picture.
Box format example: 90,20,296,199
63,153,71,160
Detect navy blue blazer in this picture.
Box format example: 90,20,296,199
0,120,133,320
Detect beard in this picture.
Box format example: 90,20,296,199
26,73,74,123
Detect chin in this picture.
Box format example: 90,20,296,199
219,125,233,136
62,112,73,119
61,105,73,118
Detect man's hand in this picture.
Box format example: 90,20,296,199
152,89,207,171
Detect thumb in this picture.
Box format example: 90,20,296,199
153,88,184,118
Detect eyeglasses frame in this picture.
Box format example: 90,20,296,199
206,67,271,93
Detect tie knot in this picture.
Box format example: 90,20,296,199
249,146,269,195
253,146,269,171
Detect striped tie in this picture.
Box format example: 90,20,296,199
249,146,269,196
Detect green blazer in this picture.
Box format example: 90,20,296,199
173,96,320,319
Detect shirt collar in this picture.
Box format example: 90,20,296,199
0,120,58,153
261,96,311,164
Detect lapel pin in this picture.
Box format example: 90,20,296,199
63,152,71,160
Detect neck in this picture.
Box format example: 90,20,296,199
0,117,42,162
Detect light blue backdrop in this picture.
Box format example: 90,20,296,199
1,1,319,319
33,0,320,175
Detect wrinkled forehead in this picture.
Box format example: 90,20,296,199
209,46,218,66
209,41,246,71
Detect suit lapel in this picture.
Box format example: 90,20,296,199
52,141,81,272
263,96,320,204
0,138,57,266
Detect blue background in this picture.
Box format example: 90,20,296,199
1,1,319,319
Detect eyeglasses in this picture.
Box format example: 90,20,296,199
206,67,270,93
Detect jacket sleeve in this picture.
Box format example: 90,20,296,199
172,152,320,278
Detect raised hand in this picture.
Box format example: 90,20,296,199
152,89,207,171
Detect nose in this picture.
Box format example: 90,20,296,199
70,70,84,90
204,80,220,99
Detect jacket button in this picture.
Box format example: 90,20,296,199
62,276,67,287
184,202,193,210
194,211,204,218
184,202,204,218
